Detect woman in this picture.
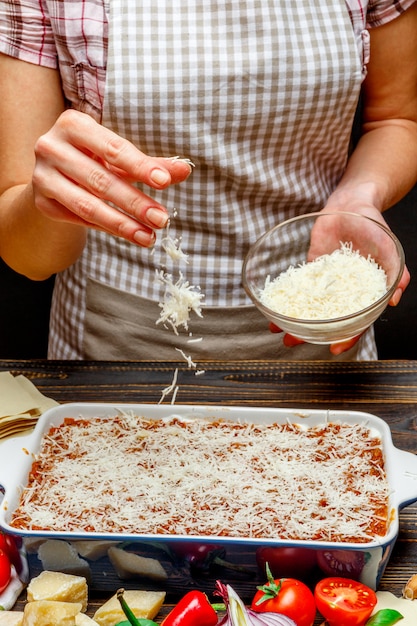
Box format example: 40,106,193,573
0,0,415,361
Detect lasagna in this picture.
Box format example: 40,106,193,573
10,414,390,542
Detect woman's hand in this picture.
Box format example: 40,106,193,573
270,205,410,355
32,109,193,247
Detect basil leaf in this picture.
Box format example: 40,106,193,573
366,609,404,626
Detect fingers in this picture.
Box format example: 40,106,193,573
269,322,363,355
58,110,192,186
269,322,282,333
389,265,410,306
32,110,193,246
330,334,362,355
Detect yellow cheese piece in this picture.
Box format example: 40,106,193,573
0,612,24,626
26,570,88,612
72,541,121,561
75,614,99,625
37,540,91,580
93,590,165,626
22,600,82,626
108,547,168,581
374,591,417,624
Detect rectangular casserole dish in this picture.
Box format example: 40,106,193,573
1,402,417,592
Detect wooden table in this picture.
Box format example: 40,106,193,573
2,359,417,623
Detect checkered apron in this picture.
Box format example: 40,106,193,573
49,0,377,360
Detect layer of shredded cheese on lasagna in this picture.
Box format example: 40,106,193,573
260,242,387,320
11,415,389,542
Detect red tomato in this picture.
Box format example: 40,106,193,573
0,549,11,593
256,547,317,580
251,571,316,626
0,533,22,575
314,577,377,626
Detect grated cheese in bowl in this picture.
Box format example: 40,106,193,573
242,212,405,344
259,242,387,321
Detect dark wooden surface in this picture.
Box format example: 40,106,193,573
2,359,417,623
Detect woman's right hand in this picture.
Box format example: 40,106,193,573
32,109,193,248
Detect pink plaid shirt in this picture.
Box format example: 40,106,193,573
0,0,415,121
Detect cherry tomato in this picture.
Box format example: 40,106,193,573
317,550,366,580
251,565,316,626
256,546,317,580
0,549,11,593
314,577,377,626
0,533,23,575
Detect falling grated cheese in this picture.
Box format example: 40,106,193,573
11,415,389,543
158,368,179,405
175,348,197,369
160,220,189,264
155,270,204,334
154,199,205,402
260,242,387,320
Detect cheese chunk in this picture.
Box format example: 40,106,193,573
75,615,99,625
27,570,88,612
373,591,417,625
37,540,91,580
22,600,82,626
93,590,165,626
108,547,168,581
0,613,24,626
72,541,121,561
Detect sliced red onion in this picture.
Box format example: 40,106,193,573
215,581,297,626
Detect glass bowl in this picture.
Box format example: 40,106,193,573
242,211,405,344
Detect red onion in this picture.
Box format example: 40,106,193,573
215,581,297,626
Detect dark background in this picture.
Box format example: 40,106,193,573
0,185,415,360
373,184,417,359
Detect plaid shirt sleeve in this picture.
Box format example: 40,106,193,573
0,0,108,120
366,0,417,26
0,0,57,68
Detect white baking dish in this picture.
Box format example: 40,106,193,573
1,402,417,589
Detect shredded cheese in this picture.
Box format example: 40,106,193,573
160,220,189,264
11,416,389,543
155,270,204,335
158,368,179,405
260,242,387,320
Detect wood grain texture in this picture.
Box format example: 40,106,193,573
2,359,417,623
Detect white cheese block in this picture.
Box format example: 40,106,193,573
75,614,99,625
22,600,82,626
373,591,417,624
108,547,168,581
26,570,88,612
93,589,165,626
71,541,121,561
37,541,91,580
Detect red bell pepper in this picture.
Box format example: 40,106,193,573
160,590,218,626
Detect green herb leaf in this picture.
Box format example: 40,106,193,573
366,609,404,626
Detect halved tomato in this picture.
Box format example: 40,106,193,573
314,577,377,626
